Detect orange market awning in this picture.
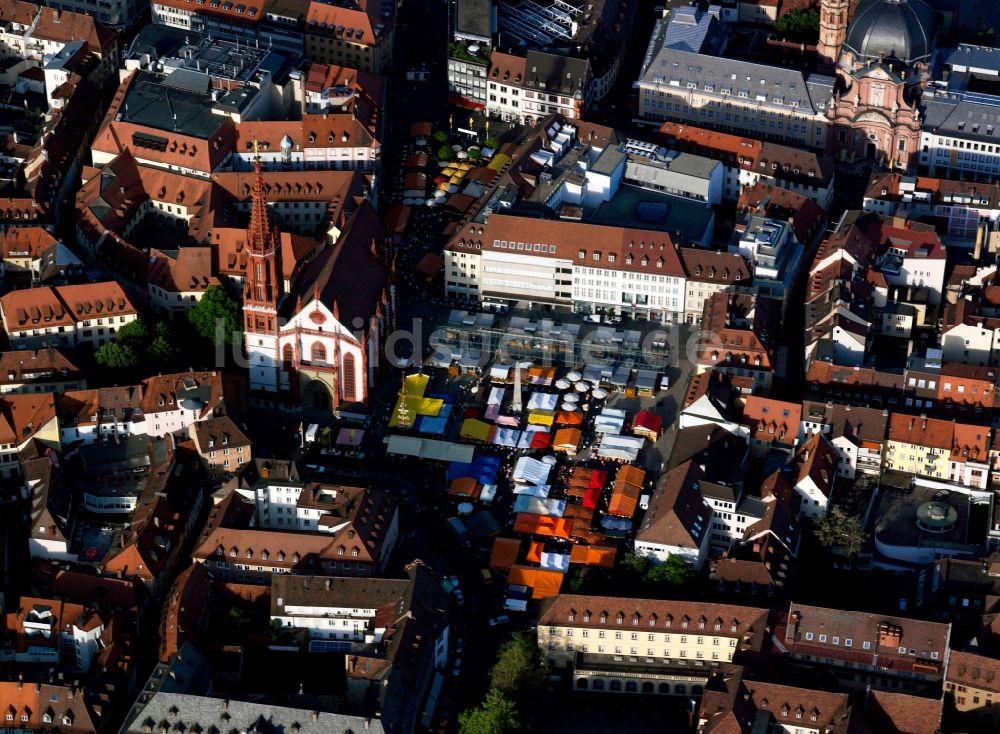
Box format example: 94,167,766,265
449,476,481,499
489,537,521,570
553,427,582,453
555,410,583,426
508,565,565,599
513,513,572,538
570,545,616,568
608,465,645,518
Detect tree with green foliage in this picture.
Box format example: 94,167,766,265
775,8,820,40
95,341,140,369
432,130,449,145
468,148,482,162
813,506,868,558
489,632,544,702
458,690,519,734
94,317,153,370
188,285,243,346
437,145,454,162
645,554,695,587
459,632,544,734
484,136,500,150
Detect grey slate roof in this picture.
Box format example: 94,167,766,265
120,693,384,734
638,44,833,117
944,44,1000,76
523,51,589,97
921,90,1000,143
844,0,937,64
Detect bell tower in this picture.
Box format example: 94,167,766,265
243,142,283,394
818,0,850,68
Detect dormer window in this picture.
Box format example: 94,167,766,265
568,610,576,622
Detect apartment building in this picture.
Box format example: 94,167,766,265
538,593,768,696
636,7,832,149
150,0,306,55
302,0,394,74
271,574,410,651
781,603,951,693
868,217,947,306
733,216,806,305
447,0,490,108
800,401,889,479
1,597,104,672
191,415,252,479
792,432,838,519
0,283,137,350
444,214,687,320
0,1,120,86
945,649,1000,727
635,460,713,569
694,293,779,388
864,173,1000,243
885,413,990,490
0,348,84,395
234,115,380,172
487,49,592,124
679,249,751,326
656,122,836,208
698,666,851,734
942,299,1000,367
742,397,800,458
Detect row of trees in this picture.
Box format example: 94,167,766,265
94,286,243,373
459,632,544,734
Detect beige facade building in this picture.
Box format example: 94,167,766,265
946,649,1000,727
538,594,768,696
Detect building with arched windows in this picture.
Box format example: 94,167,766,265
242,152,394,416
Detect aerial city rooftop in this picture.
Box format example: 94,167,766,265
4,0,1000,732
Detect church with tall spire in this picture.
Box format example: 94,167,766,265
241,144,395,415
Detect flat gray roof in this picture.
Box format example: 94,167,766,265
120,71,225,140
455,0,493,41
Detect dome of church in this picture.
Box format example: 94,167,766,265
843,0,937,65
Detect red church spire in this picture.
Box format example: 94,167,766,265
244,142,281,311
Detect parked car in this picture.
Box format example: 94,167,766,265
488,615,510,627
455,589,465,606
451,659,462,676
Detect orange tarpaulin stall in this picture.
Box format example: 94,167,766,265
489,537,521,570
508,564,565,599
513,513,572,538
567,467,606,509
555,410,583,426
608,465,645,517
553,428,582,453
570,544,617,568
449,476,482,499
526,541,544,564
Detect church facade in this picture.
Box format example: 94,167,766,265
822,0,938,168
242,151,393,415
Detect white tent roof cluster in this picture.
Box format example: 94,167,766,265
597,434,645,462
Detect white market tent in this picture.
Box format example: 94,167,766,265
597,435,645,462
540,551,571,572
513,456,551,486
513,496,566,517
480,484,498,504
513,484,551,498
527,392,559,411
386,435,475,463
492,427,521,447
593,414,625,435
489,364,510,381
600,515,633,531
488,387,506,406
